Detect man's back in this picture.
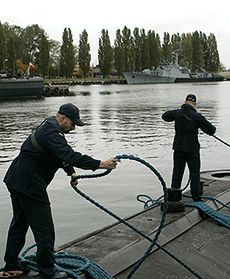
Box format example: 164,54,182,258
162,103,216,152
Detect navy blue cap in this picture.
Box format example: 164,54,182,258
185,94,196,102
58,103,85,126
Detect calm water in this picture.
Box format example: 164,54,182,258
1,81,230,264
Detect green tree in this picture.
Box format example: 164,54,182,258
38,33,50,77
0,22,7,70
78,29,91,78
192,31,204,72
140,29,149,69
113,29,125,75
147,30,161,69
122,26,135,71
206,33,220,72
98,29,113,77
132,27,142,71
162,32,172,63
7,36,16,74
60,27,76,78
49,40,61,78
22,24,45,64
181,33,193,68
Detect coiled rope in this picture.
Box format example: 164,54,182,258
18,244,113,279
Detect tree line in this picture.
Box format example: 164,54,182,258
0,22,222,78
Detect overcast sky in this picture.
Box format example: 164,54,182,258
1,0,229,68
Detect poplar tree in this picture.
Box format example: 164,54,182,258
7,36,16,74
181,33,193,69
38,33,50,77
49,40,61,77
78,29,91,78
207,33,220,72
192,31,204,72
140,29,149,69
113,29,125,75
147,30,161,69
132,27,142,71
0,22,7,70
122,26,135,71
60,28,76,78
162,32,172,63
98,29,113,77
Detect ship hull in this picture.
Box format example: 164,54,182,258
175,76,224,83
0,77,44,99
123,72,176,84
124,71,224,85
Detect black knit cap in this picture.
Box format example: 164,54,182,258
185,94,196,102
58,103,85,126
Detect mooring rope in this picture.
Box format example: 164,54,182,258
187,201,230,228
3,154,206,279
71,154,203,279
212,134,230,148
18,244,113,279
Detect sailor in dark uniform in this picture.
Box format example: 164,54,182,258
1,103,119,279
162,94,216,201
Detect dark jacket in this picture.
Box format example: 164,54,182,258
4,116,100,202
162,103,216,152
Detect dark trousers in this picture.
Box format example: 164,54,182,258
4,189,55,277
171,150,201,201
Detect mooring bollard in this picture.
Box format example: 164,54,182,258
161,188,185,213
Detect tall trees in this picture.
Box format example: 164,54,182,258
49,40,61,77
113,29,125,75
132,28,142,71
206,33,220,72
181,33,193,68
191,31,204,72
0,21,223,76
162,32,172,64
38,34,50,77
60,28,76,78
121,26,135,72
22,24,45,64
0,22,7,70
98,29,113,77
78,29,91,78
147,30,161,69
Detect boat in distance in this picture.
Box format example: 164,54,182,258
0,74,44,99
123,59,224,84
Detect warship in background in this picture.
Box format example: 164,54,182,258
123,54,224,84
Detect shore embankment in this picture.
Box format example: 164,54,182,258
43,77,127,96
45,77,127,86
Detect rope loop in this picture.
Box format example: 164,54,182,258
19,244,113,279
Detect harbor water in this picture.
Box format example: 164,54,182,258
1,81,230,265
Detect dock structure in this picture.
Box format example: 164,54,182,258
18,170,230,278
57,170,230,279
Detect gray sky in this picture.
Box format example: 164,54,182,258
1,0,229,68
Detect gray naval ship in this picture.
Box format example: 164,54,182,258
124,55,224,84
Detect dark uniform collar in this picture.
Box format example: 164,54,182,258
47,116,64,134
181,103,197,112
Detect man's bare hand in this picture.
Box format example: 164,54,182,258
99,158,120,169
